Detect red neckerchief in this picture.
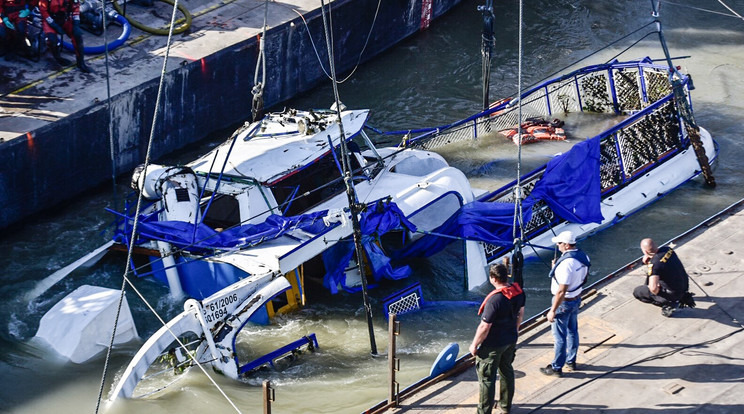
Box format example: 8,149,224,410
478,283,523,315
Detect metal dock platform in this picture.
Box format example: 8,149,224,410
367,198,744,413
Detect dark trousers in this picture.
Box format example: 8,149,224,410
633,285,681,307
476,343,516,414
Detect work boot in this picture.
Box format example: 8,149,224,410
539,364,562,377
75,42,91,73
661,304,676,317
50,42,71,67
680,292,696,308
76,54,91,73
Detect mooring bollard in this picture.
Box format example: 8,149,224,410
263,379,275,414
388,313,400,407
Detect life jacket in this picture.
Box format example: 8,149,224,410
500,118,566,145
478,282,523,315
548,249,590,294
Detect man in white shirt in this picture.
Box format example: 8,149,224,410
539,230,590,376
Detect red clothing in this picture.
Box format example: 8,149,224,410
1,0,28,17
39,0,79,24
40,0,79,37
478,282,523,315
1,0,29,21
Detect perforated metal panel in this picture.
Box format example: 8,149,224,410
644,69,672,104
617,101,680,177
613,68,642,112
579,71,613,113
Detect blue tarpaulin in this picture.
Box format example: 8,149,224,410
119,209,333,252
392,136,604,259
322,200,418,294
115,197,419,294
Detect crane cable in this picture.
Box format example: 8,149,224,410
93,0,241,411
102,0,119,213
319,0,378,356
510,0,525,287
252,0,269,122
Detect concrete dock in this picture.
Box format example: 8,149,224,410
0,0,463,229
367,198,744,413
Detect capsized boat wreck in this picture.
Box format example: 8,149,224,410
390,57,717,290
107,106,479,399
106,56,716,399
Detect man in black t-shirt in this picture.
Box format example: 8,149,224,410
469,264,526,414
634,238,696,316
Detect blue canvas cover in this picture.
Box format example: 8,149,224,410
392,137,604,259
322,200,418,294
115,209,332,252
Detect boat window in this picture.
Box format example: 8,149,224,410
270,150,361,216
201,193,241,230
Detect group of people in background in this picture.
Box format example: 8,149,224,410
1,0,90,72
469,231,697,414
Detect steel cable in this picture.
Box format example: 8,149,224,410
93,0,241,411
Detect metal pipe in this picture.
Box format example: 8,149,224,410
263,380,274,414
388,314,400,406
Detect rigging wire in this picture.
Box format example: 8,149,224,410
93,1,242,411
509,0,525,286
319,0,378,356
252,0,270,122
713,0,744,20
661,0,744,19
102,0,118,213
277,0,382,84
604,30,660,63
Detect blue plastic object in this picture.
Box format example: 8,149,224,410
382,282,479,319
63,13,131,54
239,333,319,375
382,283,423,319
429,342,459,378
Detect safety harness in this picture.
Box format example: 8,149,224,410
478,282,523,315
548,249,591,295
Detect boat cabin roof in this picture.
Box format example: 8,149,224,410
188,109,370,185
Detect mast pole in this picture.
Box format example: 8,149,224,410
650,0,716,187
479,0,495,110
320,0,378,355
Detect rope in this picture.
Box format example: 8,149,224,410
604,30,659,63
320,0,378,355
251,0,269,122
277,0,382,84
661,0,744,20
103,0,119,212
93,0,241,411
714,0,744,20
512,0,525,247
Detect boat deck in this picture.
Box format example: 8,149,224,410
369,199,744,413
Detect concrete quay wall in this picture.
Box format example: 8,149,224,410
0,0,464,229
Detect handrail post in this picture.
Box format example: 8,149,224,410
263,379,274,414
388,313,400,406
